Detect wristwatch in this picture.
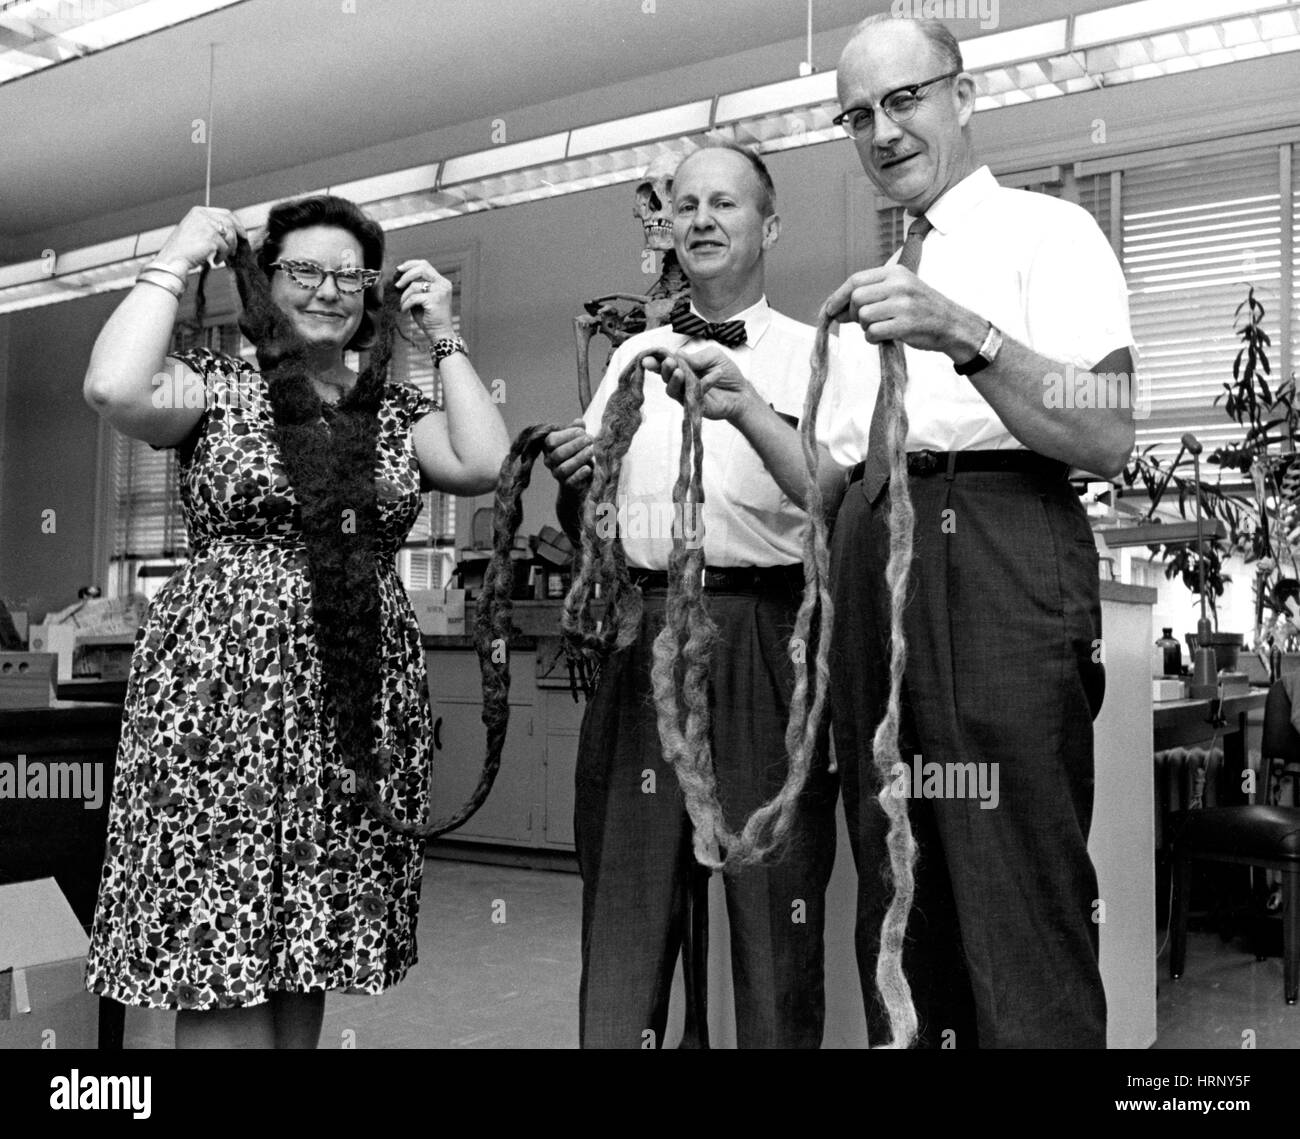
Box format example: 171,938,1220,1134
954,323,1003,376
430,335,468,367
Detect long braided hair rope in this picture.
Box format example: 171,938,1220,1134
389,424,564,837
820,313,920,1051
560,346,835,872
226,238,543,839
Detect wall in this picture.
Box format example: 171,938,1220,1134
0,294,115,619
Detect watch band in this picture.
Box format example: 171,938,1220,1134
954,323,1002,376
430,336,468,366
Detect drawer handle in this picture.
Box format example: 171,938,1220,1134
433,716,443,750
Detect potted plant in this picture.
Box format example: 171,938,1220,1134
1121,286,1297,667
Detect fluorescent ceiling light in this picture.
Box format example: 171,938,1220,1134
441,132,568,186
0,0,246,87
1074,0,1289,49
0,48,47,80
53,235,139,274
960,20,1068,70
568,101,712,157
328,165,441,206
714,71,836,123
0,259,44,290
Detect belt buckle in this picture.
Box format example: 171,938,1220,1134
911,449,940,476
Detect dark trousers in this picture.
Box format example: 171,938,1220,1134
575,585,839,1048
829,468,1108,1048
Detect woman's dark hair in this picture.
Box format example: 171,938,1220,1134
256,194,386,352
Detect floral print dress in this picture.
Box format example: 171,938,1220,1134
85,348,438,1010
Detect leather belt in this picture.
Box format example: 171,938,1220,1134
630,564,804,593
848,449,1067,483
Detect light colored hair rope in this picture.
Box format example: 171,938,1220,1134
561,345,835,871
865,333,920,1049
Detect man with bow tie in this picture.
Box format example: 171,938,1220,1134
544,141,842,1049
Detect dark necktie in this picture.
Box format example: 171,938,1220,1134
861,214,933,503
670,298,748,348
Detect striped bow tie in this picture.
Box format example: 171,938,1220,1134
669,300,747,348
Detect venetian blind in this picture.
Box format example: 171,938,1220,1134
1118,150,1284,465
391,265,461,563
109,321,243,568
1293,172,1299,391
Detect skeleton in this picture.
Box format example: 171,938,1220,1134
574,152,691,410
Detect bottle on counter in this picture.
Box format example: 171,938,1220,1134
1156,627,1182,677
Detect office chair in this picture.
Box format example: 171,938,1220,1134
1169,679,1300,1003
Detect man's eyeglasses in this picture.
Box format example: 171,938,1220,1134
270,259,381,295
832,70,961,138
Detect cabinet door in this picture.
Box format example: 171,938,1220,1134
542,690,584,850
429,697,537,845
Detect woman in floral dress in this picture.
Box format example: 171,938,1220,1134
82,195,509,1048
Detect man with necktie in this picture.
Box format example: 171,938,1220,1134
543,141,841,1048
822,14,1136,1047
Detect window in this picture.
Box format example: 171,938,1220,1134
100,261,467,597
1105,148,1285,466
105,321,244,600
391,263,463,591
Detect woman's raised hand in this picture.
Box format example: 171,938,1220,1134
394,260,456,343
153,206,245,274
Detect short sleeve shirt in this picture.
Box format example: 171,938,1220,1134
583,297,840,569
823,165,1135,466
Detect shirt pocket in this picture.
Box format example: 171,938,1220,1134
714,420,787,525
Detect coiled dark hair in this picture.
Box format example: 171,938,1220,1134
227,223,398,823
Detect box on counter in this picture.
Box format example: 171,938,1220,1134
27,624,76,680
76,635,136,681
409,588,467,636
1153,678,1187,702
0,652,57,710
0,878,97,1048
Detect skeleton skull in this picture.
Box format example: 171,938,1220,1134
633,153,680,253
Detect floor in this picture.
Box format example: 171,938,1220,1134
121,857,1300,1049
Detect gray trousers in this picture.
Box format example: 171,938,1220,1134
575,584,839,1048
830,466,1108,1048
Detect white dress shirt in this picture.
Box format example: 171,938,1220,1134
823,165,1135,467
583,296,838,569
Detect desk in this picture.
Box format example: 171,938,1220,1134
1154,691,1269,806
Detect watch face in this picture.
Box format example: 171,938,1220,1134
983,326,1003,363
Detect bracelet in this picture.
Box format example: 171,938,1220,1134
143,263,188,288
135,273,183,299
430,335,468,367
